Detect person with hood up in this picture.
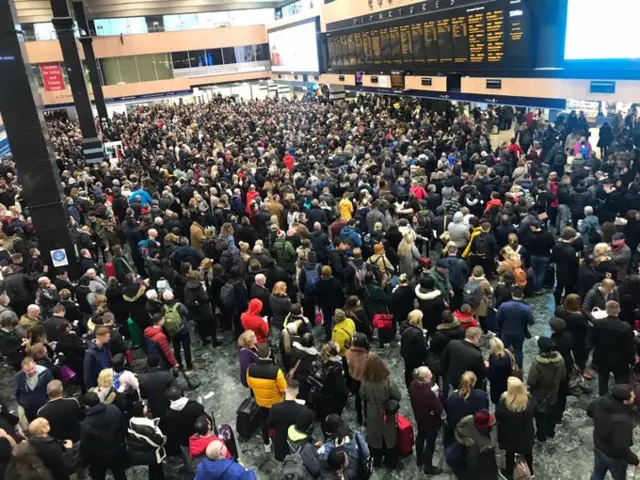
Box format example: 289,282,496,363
339,219,361,256
447,212,470,250
127,401,166,480
138,354,177,420
415,276,447,334
446,409,498,480
144,313,179,371
587,384,640,480
195,440,257,480
240,298,269,345
79,392,128,480
408,367,443,475
82,325,112,389
527,337,566,442
285,409,323,479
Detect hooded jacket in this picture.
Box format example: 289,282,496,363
587,394,639,466
415,285,446,333
527,351,566,406
128,416,167,466
165,396,206,454
450,415,498,478
195,457,257,480
240,299,269,344
80,403,127,464
144,325,178,369
448,212,470,249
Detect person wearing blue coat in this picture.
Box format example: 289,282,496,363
495,287,535,368
195,440,257,480
129,188,152,205
340,221,362,254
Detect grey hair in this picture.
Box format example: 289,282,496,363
584,206,593,216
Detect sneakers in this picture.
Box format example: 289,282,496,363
264,440,271,453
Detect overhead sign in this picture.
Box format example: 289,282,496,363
50,248,69,268
40,63,65,92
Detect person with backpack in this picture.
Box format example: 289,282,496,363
495,287,534,368
467,221,498,281
344,248,368,297
298,251,322,322
162,290,194,371
366,244,394,289
283,409,322,479
317,414,369,480
142,311,179,369
440,244,470,311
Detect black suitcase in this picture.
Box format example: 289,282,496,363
523,268,535,297
235,397,260,440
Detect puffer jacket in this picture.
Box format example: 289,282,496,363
246,359,287,408
240,299,269,344
527,351,566,408
332,318,356,357
144,326,178,369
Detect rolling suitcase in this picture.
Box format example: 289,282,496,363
236,397,260,440
210,411,239,460
396,414,414,456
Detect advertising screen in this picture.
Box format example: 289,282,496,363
565,0,640,61
268,19,320,73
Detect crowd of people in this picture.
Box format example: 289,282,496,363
0,92,638,480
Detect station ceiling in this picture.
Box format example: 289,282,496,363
14,0,289,24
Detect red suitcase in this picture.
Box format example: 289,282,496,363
396,414,414,456
105,262,116,279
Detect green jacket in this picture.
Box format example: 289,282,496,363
428,268,452,303
363,283,389,318
272,238,296,264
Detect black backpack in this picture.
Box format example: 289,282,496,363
472,233,490,257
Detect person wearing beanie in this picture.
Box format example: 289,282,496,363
285,410,322,478
527,336,566,442
446,408,498,479
587,383,639,479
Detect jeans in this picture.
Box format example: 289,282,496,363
591,447,628,480
529,255,550,292
598,369,629,396
501,335,524,368
416,428,439,467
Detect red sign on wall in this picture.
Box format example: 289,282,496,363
40,63,65,92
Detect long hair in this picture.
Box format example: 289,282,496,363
503,376,528,412
397,231,415,257
458,371,477,400
362,356,390,383
489,337,506,358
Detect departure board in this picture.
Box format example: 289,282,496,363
326,0,532,72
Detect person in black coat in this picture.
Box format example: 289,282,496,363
267,379,313,462
429,311,465,396
315,342,348,433
399,310,428,389
555,294,591,376
487,338,513,406
164,387,205,457
184,272,219,347
441,327,487,396
138,354,178,420
0,316,23,372
588,301,635,396
390,276,416,328
495,377,536,479
79,392,128,480
37,380,84,443
577,256,600,301
28,418,75,480
249,275,272,319
415,276,447,335
127,402,166,480
315,266,345,340
550,317,573,423
552,230,580,306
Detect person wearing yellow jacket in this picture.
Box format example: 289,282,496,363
462,220,483,259
332,309,356,357
246,344,287,452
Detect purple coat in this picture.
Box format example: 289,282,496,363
239,347,259,387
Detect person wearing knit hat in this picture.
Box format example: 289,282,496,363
473,409,496,430
447,407,498,478
527,336,565,442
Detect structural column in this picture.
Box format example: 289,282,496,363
50,0,103,162
328,84,346,104
0,0,79,277
72,0,109,130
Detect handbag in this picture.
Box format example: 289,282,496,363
505,349,523,380
287,359,302,381
383,379,400,415
372,313,393,330
439,215,450,243
59,365,76,384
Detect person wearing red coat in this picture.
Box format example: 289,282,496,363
245,186,260,214
144,315,178,369
241,299,269,344
283,153,295,172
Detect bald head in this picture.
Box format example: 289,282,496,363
205,439,226,460
28,417,49,437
